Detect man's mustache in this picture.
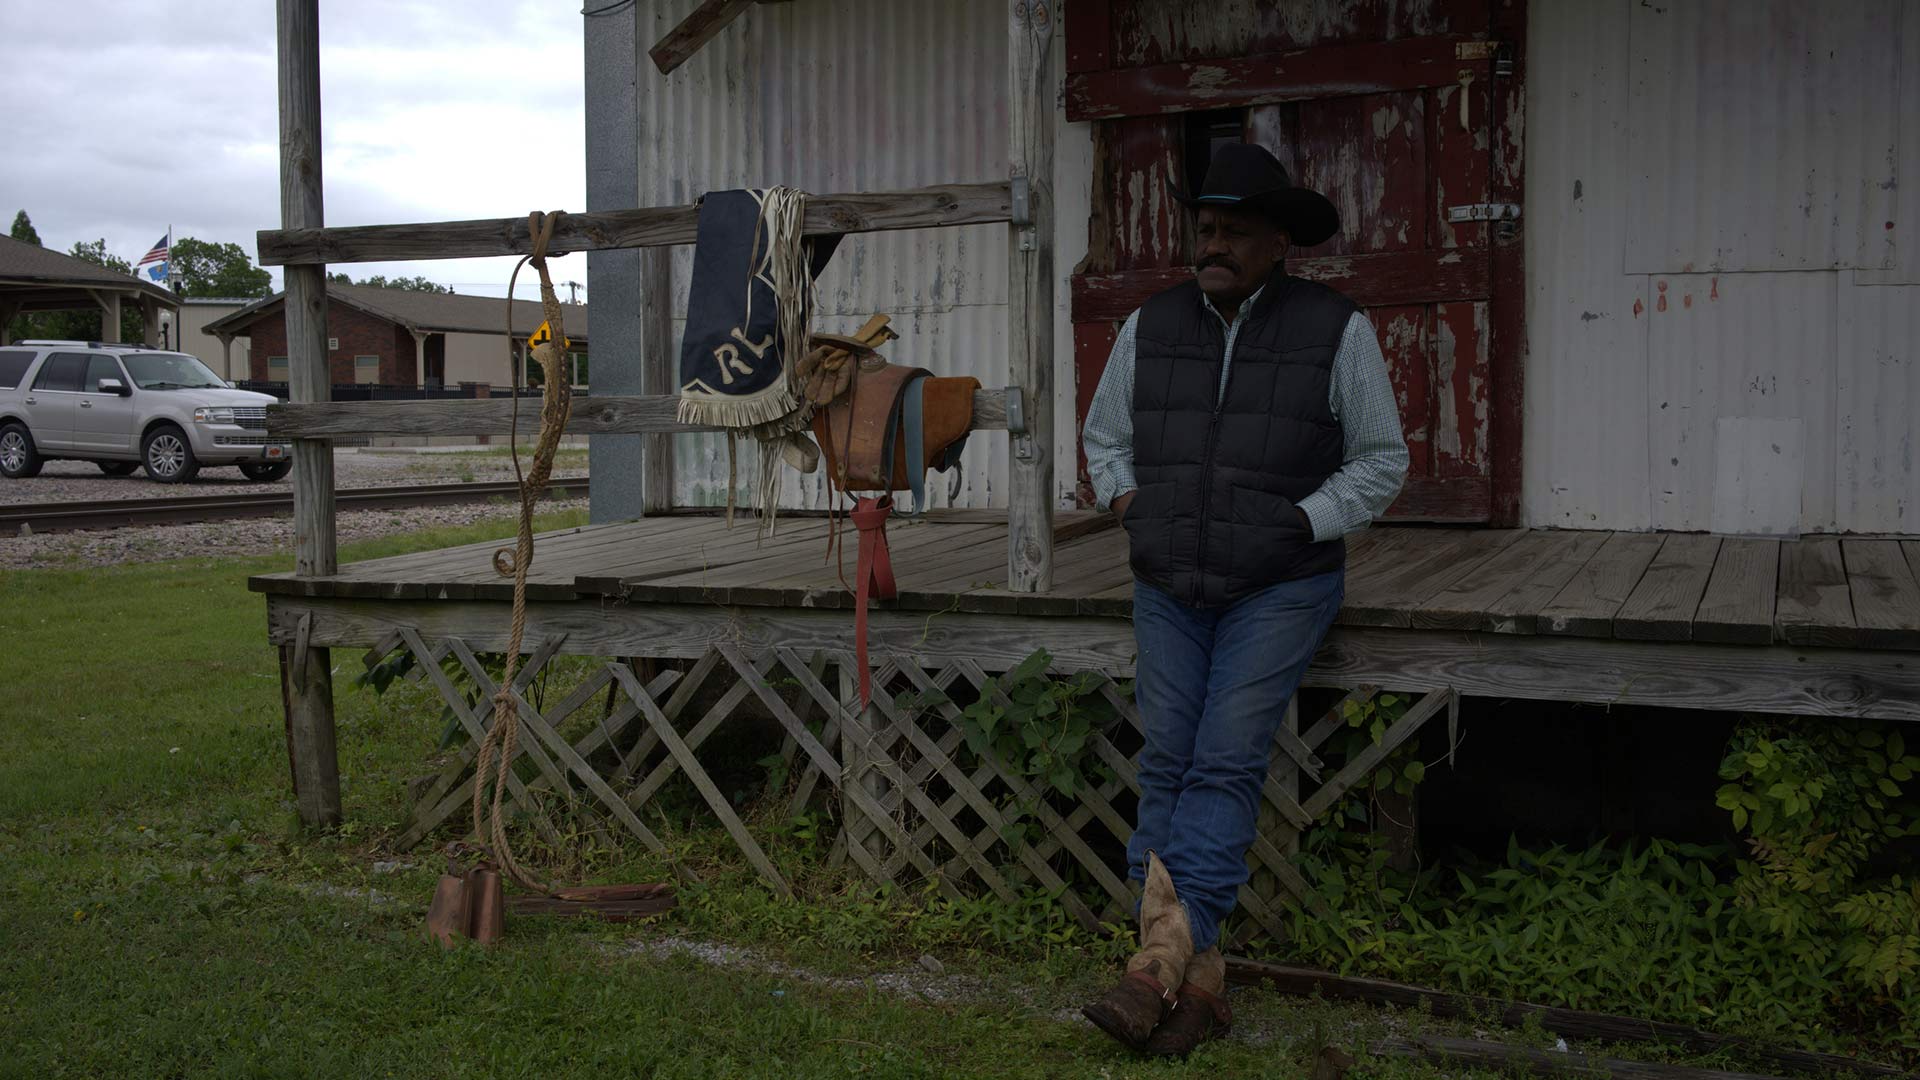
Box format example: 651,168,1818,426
1197,257,1239,273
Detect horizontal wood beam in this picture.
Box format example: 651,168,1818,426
648,0,754,75
1071,249,1491,323
267,596,1141,676
1310,627,1920,723
256,182,1013,266
263,596,1920,722
1065,35,1472,121
266,389,1019,438
1226,958,1910,1080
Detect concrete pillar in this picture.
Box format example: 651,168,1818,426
141,298,160,347
411,329,427,388
217,333,235,379
584,0,645,521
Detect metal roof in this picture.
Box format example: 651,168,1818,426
202,282,589,342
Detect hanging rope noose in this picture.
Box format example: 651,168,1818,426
470,209,573,894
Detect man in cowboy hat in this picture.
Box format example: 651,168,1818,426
1080,142,1409,1057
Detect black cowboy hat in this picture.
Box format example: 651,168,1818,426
1170,142,1341,247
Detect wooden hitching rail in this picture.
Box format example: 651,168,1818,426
256,182,1013,266
267,389,1022,439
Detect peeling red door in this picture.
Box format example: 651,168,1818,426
1066,0,1526,524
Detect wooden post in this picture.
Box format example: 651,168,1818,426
1007,0,1057,592
640,247,675,514
140,297,160,348
96,291,122,344
277,0,341,829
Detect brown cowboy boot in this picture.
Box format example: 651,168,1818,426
1082,852,1194,1051
1144,946,1231,1057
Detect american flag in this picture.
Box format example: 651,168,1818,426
135,234,169,283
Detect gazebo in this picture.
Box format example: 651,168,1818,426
0,235,179,346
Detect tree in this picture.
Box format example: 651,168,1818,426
169,238,272,299
10,210,40,246
326,271,451,294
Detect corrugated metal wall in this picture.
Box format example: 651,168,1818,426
1526,0,1918,534
634,0,1089,510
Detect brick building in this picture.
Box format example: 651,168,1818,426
204,283,590,391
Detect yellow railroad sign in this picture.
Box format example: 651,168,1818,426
528,320,570,352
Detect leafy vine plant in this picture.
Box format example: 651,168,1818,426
898,649,1119,800
1716,718,1920,997
893,649,1123,851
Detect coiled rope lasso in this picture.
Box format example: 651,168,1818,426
469,209,574,895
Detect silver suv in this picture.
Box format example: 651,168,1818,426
0,341,292,483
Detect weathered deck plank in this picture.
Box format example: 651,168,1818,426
1614,534,1722,641
1693,538,1780,645
1339,529,1526,628
1537,532,1665,638
1776,538,1857,647
1410,530,1603,633
249,519,1920,657
1843,539,1920,650
1475,530,1612,634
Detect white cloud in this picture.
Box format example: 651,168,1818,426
0,0,587,298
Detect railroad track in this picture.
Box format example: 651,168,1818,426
0,477,590,535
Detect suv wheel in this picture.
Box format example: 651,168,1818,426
239,461,292,482
0,423,43,479
97,461,139,477
142,425,200,483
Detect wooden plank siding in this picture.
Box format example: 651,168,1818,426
250,520,1920,654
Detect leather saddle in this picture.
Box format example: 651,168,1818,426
810,355,979,508
800,331,978,707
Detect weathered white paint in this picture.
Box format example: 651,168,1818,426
1710,417,1805,538
1526,0,1919,534
1623,0,1902,275
1523,0,1651,530
1835,277,1920,531
632,0,1090,510
1645,272,1836,532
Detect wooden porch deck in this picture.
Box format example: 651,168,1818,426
250,513,1920,652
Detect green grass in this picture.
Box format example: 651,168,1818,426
0,515,1851,1078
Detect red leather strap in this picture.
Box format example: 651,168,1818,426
1175,983,1232,1029
850,496,897,708
1124,968,1175,1010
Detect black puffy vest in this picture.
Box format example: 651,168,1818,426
1125,273,1354,607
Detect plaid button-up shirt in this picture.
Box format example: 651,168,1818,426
1082,287,1410,542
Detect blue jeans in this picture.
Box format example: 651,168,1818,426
1126,570,1345,952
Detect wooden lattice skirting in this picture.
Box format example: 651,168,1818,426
367,629,1455,942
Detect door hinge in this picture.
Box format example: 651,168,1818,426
1456,40,1514,76
1447,203,1521,223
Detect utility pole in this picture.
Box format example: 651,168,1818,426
566,280,581,305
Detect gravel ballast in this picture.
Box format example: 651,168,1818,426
0,446,589,570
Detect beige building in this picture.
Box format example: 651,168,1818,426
162,298,253,379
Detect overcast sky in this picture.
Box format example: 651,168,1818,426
0,0,589,298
